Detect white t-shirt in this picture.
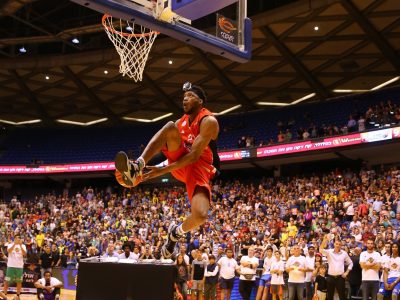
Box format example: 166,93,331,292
217,256,238,279
239,256,259,281
183,254,190,266
385,256,400,278
118,252,138,260
360,251,381,281
380,254,390,282
7,243,26,268
262,256,276,275
37,277,63,293
286,255,306,283
305,255,315,282
372,200,383,212
271,260,285,285
344,201,354,216
131,252,140,261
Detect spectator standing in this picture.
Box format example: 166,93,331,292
40,245,54,278
377,243,400,300
218,248,238,300
305,245,316,300
256,246,275,300
238,246,259,300
319,235,353,300
270,251,285,300
175,254,189,300
314,264,328,300
285,129,292,142
286,244,307,300
3,235,26,300
358,116,366,132
66,251,78,269
277,131,285,143
348,247,362,298
241,234,255,256
348,115,357,132
204,255,219,300
191,250,207,300
359,238,381,300
51,244,60,267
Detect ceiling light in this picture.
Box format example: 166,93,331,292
72,38,80,44
126,26,133,32
104,70,108,74
333,89,369,93
214,105,242,115
314,26,319,31
257,93,316,106
56,118,108,126
168,60,173,65
291,93,316,105
45,76,50,80
0,119,42,125
370,76,400,91
19,47,27,53
256,102,289,106
123,113,174,123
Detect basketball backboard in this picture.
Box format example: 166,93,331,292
69,0,252,62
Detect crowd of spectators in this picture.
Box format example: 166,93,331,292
0,166,400,299
273,100,400,145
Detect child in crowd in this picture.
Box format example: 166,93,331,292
270,251,285,300
314,264,328,300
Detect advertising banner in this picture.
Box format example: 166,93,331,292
0,262,40,293
0,127,399,174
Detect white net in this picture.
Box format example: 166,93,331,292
102,14,158,82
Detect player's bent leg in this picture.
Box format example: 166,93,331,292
141,120,182,163
115,121,181,187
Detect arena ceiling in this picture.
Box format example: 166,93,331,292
0,0,399,126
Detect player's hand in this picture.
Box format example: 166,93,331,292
142,166,167,181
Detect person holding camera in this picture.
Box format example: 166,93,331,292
34,270,63,300
3,235,26,300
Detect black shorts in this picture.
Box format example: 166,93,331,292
219,277,235,290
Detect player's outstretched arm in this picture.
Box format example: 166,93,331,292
143,116,219,181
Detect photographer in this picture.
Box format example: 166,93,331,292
3,235,26,300
34,271,63,300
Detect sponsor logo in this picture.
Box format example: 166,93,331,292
216,14,238,44
218,17,236,34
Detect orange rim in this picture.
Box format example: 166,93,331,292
102,14,160,37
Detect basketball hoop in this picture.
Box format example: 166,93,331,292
102,14,159,82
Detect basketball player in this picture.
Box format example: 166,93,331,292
115,82,220,259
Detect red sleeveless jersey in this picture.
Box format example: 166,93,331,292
176,108,215,164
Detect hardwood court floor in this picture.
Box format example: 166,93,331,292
4,289,76,299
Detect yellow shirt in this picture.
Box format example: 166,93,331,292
281,232,288,242
287,224,298,238
36,234,45,248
